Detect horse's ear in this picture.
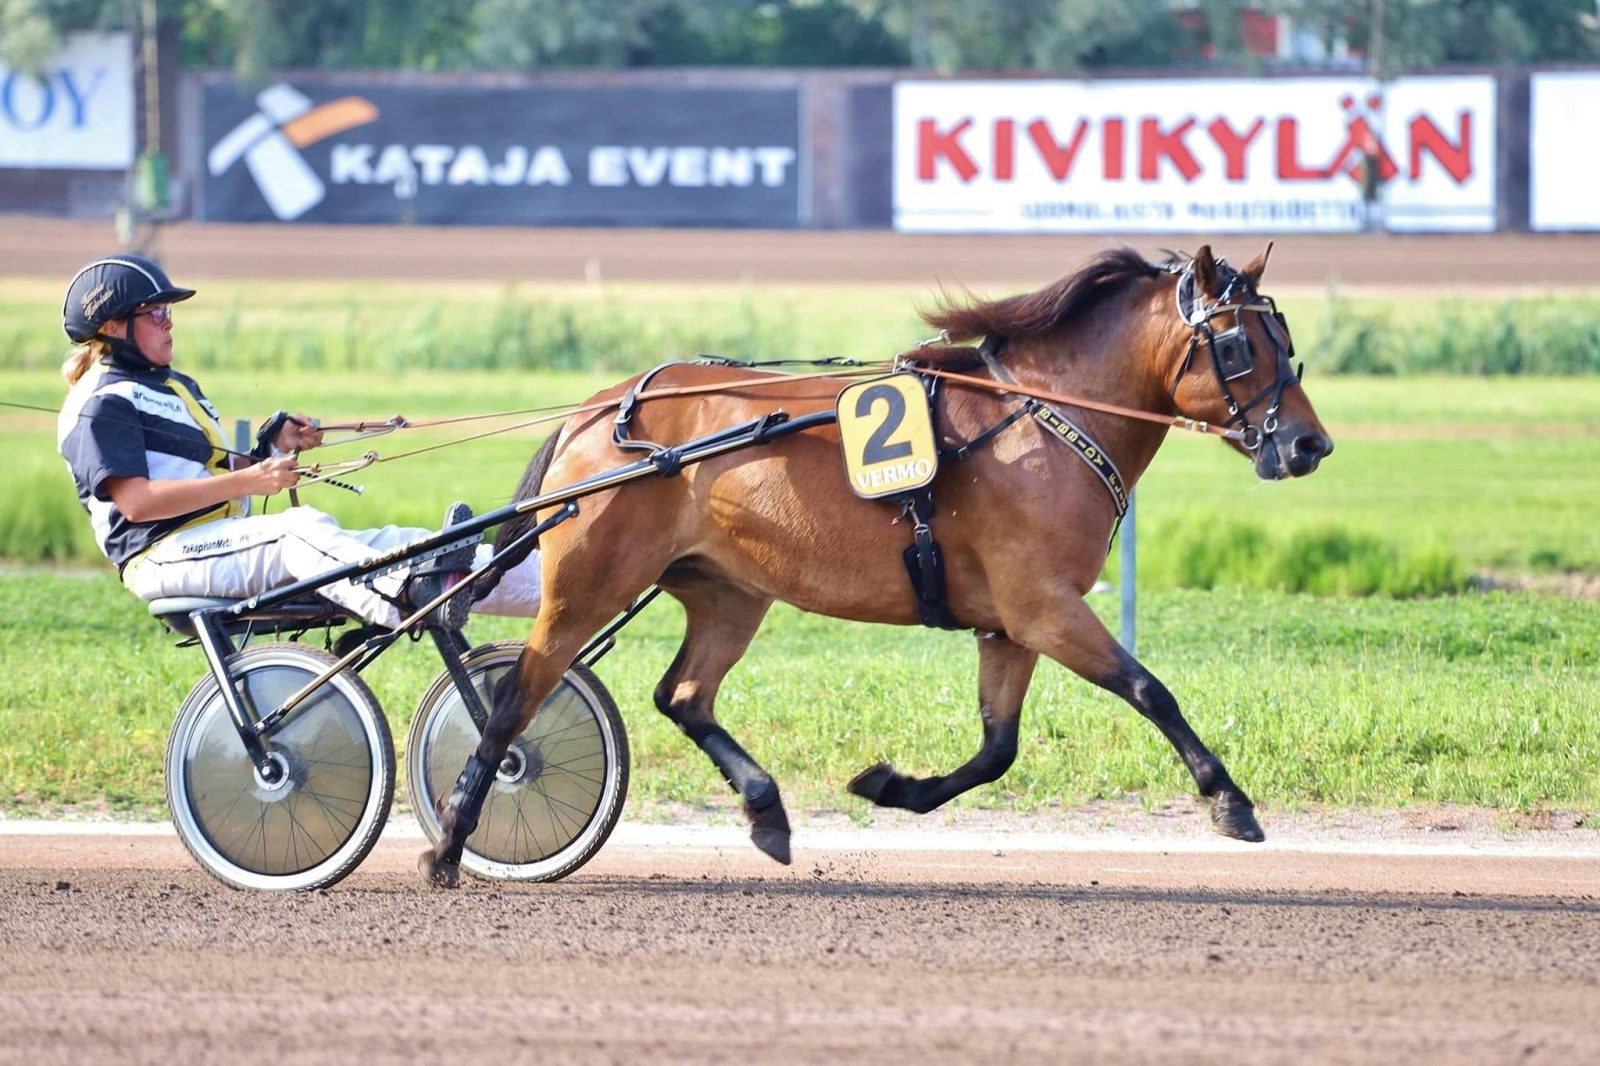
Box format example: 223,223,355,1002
1241,241,1274,285
1193,244,1221,296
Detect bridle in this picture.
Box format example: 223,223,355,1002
1167,261,1303,453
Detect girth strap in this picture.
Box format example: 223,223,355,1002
898,489,963,630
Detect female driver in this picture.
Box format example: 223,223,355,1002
57,254,539,628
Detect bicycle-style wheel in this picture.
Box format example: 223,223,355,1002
166,643,394,891
407,641,628,882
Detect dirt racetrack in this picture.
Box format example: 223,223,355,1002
8,218,1600,290
3,822,1599,1065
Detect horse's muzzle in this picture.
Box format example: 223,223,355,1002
1283,429,1333,477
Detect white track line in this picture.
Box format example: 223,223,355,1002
2,817,1597,860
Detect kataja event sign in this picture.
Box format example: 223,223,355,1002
0,33,133,170
201,82,803,226
894,77,1495,234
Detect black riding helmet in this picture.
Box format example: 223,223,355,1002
63,254,195,344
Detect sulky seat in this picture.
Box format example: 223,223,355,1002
149,596,349,638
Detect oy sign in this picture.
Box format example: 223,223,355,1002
836,374,939,500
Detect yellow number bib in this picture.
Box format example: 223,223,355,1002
836,373,939,499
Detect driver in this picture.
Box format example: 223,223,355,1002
56,254,541,629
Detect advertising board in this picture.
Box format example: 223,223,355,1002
201,82,803,226
0,33,133,170
894,77,1496,233
1530,72,1600,232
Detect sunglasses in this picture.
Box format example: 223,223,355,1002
133,305,173,325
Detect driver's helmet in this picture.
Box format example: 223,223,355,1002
63,254,196,343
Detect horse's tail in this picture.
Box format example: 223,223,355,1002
472,432,560,602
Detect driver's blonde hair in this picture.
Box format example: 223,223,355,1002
61,338,111,386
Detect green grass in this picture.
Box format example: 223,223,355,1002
0,277,933,378
1120,376,1600,577
1,571,1594,818
7,275,1600,376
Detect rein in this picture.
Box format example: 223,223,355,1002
24,261,1286,499
909,364,1246,441
294,335,1251,485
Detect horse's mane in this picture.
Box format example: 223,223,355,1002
910,247,1167,366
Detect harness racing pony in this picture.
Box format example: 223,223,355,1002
420,244,1334,886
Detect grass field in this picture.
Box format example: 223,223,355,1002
5,275,1600,376
1,570,1595,819
2,277,1596,820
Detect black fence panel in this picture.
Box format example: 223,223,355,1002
199,81,802,227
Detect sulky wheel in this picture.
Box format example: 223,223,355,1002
406,641,628,882
165,643,394,891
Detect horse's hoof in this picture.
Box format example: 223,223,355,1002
746,796,792,866
751,825,792,866
846,763,896,804
1211,791,1265,843
417,848,461,889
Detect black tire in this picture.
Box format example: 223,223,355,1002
406,641,628,882
165,643,394,891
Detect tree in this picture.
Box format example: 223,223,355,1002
466,0,666,70
849,0,1184,72
1269,0,1600,70
1,0,124,73
635,0,907,67
195,0,477,79
6,0,1597,75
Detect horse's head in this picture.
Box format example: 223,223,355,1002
1165,244,1333,481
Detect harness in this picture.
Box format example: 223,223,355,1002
888,258,1300,632
968,335,1129,518
1166,261,1303,454
888,338,1132,630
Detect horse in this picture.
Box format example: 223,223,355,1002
418,243,1334,886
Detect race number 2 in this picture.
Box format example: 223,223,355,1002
836,374,939,499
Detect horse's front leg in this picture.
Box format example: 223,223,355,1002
848,634,1037,813
1014,592,1263,842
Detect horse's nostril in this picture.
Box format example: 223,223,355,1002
1294,433,1328,459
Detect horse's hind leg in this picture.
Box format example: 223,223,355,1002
848,634,1037,813
1015,593,1264,842
653,580,791,863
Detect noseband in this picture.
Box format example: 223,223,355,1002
1167,263,1302,452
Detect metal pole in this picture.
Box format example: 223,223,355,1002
142,0,160,154
1369,0,1385,80
234,418,250,457
1119,490,1136,654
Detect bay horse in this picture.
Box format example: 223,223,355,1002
419,244,1333,886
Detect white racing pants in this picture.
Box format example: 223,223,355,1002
122,506,541,628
